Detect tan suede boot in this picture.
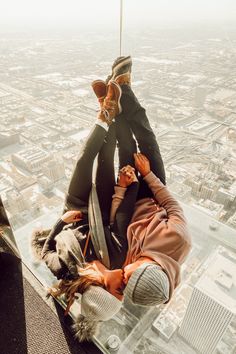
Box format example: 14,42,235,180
91,80,107,108
115,73,131,86
99,80,122,125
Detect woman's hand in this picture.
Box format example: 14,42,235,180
117,165,138,188
61,210,83,224
134,153,151,177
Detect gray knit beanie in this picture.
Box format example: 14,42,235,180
124,263,170,306
73,285,122,341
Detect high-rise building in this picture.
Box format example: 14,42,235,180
191,179,202,197
199,184,214,200
12,147,51,173
37,175,54,193
42,159,65,183
216,188,235,208
4,189,30,214
208,158,223,174
179,249,236,354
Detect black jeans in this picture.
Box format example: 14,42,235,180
66,123,116,223
66,85,165,207
116,85,166,200
64,123,138,269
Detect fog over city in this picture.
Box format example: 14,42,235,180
1,1,236,353
1,0,236,28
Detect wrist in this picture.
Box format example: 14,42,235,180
141,170,150,177
117,182,127,188
60,217,68,224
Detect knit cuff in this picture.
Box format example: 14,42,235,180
95,120,108,131
112,185,127,199
143,171,162,185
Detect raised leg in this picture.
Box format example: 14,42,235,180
65,125,107,210
95,123,117,224
115,116,137,169
117,85,166,200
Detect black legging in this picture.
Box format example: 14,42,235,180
62,122,138,269
66,124,116,224
116,84,166,200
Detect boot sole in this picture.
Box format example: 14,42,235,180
91,79,107,98
91,79,106,86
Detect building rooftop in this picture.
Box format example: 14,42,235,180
182,202,236,251
13,146,50,163
196,251,236,312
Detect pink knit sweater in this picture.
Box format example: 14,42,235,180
110,171,192,301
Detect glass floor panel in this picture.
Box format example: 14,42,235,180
2,194,236,354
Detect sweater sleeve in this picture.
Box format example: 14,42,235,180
41,218,68,279
143,171,186,224
109,185,127,224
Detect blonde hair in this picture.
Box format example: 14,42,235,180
48,263,105,315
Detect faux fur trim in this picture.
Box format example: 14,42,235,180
72,314,98,342
30,228,51,261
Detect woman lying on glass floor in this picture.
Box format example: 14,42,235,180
31,80,139,341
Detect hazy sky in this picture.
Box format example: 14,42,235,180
0,0,236,28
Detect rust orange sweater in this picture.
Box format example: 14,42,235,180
111,171,192,301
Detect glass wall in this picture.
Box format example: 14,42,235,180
1,1,236,353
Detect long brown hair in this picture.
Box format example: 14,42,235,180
48,263,105,315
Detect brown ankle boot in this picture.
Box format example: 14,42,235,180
115,73,131,86
100,81,122,125
97,110,110,124
91,80,107,108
